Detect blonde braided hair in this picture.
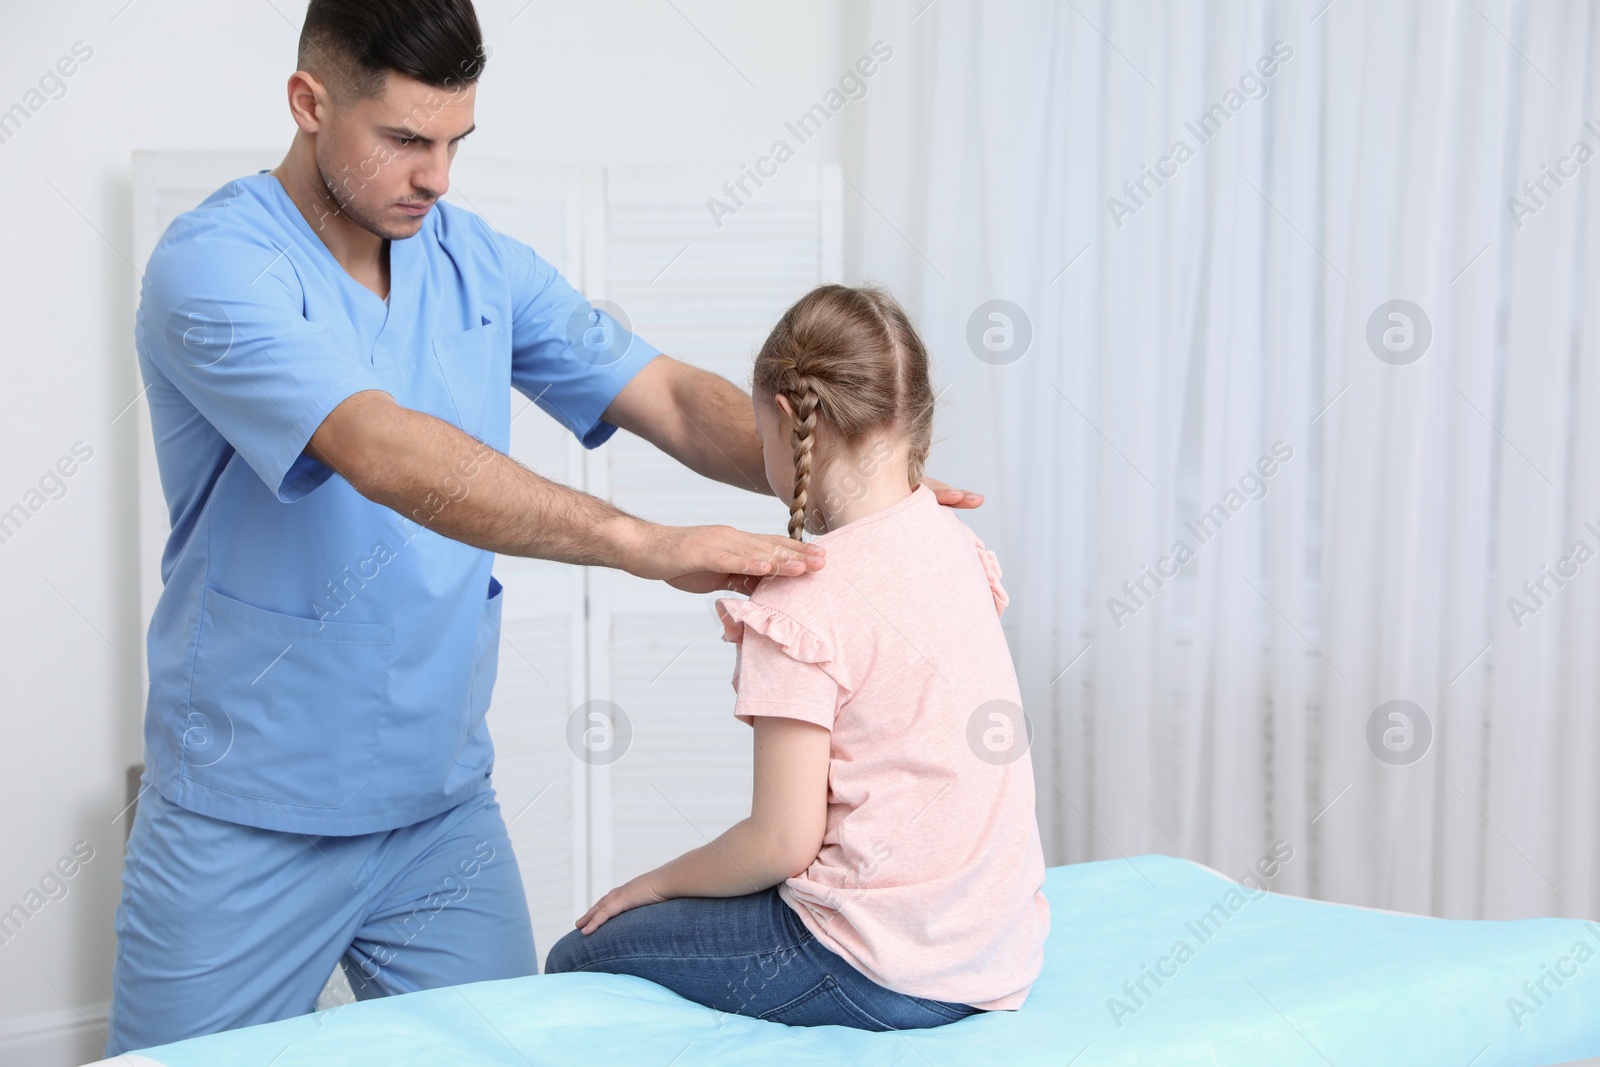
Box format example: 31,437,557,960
753,285,936,542
786,376,823,541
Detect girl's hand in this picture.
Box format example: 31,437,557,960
575,873,667,934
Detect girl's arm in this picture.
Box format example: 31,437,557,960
575,715,831,934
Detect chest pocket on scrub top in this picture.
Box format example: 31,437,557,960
427,319,511,447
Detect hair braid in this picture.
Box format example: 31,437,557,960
787,376,822,541
752,284,935,541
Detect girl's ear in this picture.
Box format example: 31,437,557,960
772,393,795,421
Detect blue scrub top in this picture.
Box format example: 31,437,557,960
134,171,660,835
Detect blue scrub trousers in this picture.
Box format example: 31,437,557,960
544,887,981,1031
105,773,537,1056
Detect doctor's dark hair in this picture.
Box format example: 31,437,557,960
752,284,936,541
299,0,487,101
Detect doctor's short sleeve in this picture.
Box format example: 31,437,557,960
135,218,385,502
488,228,662,449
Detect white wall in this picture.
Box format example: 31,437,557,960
0,1,851,1060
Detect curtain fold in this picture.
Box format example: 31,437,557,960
852,0,1600,920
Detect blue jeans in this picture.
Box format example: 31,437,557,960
544,886,981,1031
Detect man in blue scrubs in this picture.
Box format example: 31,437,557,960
107,0,980,1054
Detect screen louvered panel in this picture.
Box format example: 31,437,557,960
482,612,577,960
605,614,754,882
442,158,588,953
583,165,840,896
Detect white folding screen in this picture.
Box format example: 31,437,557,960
130,154,842,961
585,166,842,897
437,157,589,960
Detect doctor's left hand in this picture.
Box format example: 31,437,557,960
576,873,667,935
918,476,983,509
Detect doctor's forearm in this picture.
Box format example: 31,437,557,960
311,390,646,568
664,366,773,497
611,356,768,495
600,356,770,495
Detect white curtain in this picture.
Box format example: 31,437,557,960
849,0,1600,921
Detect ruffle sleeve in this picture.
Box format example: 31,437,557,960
975,537,1010,617
714,597,842,693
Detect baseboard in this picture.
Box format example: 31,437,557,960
0,967,344,1067
0,1002,110,1067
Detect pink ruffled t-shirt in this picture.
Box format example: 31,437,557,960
714,484,1049,1010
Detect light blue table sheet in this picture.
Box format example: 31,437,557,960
130,855,1600,1066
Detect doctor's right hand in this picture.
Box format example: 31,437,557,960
622,523,825,594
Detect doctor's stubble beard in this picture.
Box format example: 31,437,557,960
315,153,431,243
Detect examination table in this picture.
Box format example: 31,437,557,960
94,854,1600,1066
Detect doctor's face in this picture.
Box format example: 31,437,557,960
312,70,477,241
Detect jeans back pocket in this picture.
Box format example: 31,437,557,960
758,975,894,1031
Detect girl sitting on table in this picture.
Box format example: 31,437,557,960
544,284,1050,1031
